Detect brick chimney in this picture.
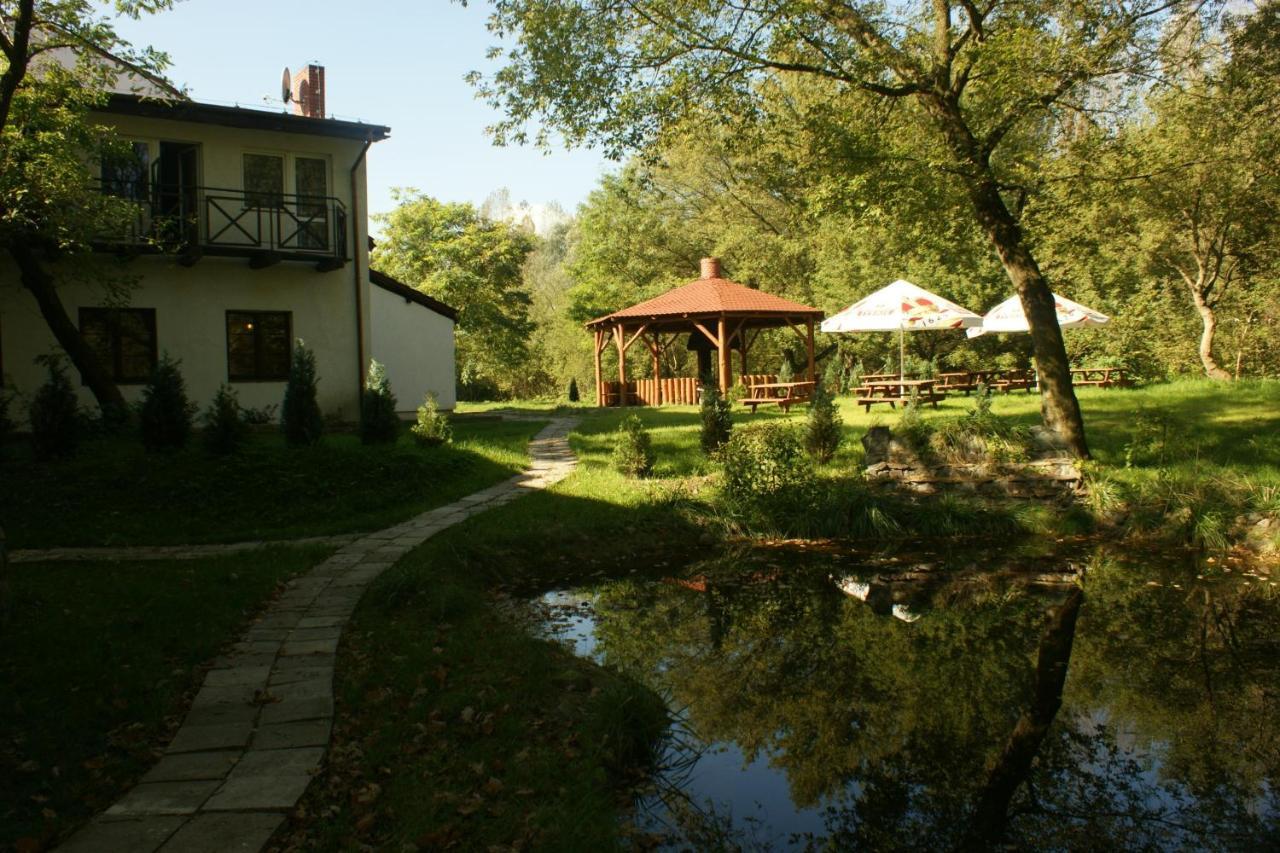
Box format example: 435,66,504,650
700,257,722,279
291,64,325,118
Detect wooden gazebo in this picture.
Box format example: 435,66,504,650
586,258,825,406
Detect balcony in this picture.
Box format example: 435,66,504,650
97,183,349,271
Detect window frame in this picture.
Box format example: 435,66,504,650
78,307,158,385
225,310,293,383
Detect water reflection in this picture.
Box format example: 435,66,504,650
538,545,1280,850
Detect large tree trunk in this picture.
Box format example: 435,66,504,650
921,96,1090,458
1191,288,1231,381
964,176,1091,459
7,240,126,411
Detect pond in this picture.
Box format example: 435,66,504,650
534,543,1279,850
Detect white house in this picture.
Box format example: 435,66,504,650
0,64,456,422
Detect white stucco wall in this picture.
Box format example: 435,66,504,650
0,108,376,423
1,254,363,420
369,285,457,413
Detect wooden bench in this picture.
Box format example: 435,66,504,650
855,379,946,413
990,370,1037,393
936,371,979,395
740,380,815,413
1072,367,1131,388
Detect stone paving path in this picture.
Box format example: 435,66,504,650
57,418,579,853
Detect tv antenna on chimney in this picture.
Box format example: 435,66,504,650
281,67,292,104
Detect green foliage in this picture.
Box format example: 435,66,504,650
410,392,452,447
716,422,814,530
360,359,400,445
805,379,843,463
567,377,580,402
139,354,194,451
372,192,536,397
611,414,655,478
0,391,12,459
282,339,323,447
699,384,732,455
822,358,843,395
777,358,794,384
202,384,246,456
28,356,81,460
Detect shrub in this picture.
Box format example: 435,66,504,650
410,392,452,447
282,339,323,446
700,383,732,455
0,391,12,460
203,384,246,455
805,379,843,463
567,377,580,403
242,403,278,426
28,355,81,460
777,358,795,384
716,422,814,530
361,359,400,444
822,359,843,395
140,354,195,451
612,414,655,478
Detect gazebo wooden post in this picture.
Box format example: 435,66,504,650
593,328,603,407
615,324,628,407
806,319,816,382
717,315,730,394
649,334,663,406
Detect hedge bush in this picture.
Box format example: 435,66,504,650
612,414,655,478
29,356,81,460
203,383,247,455
361,359,399,444
282,339,324,446
410,392,452,447
140,355,195,451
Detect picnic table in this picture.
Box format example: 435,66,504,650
854,378,947,413
936,371,980,395
1072,367,1131,388
740,380,815,413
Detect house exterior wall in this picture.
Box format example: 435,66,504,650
0,254,361,419
0,109,380,422
370,286,457,412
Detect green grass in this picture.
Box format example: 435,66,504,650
283,490,683,851
0,546,331,848
0,420,544,548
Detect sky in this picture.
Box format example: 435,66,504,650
108,0,614,224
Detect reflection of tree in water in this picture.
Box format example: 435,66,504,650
586,548,1279,849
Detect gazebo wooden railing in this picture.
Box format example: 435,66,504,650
586,258,825,407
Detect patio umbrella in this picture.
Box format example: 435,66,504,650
967,292,1109,338
821,279,983,380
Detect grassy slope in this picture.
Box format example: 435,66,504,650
0,546,331,848
1,420,543,548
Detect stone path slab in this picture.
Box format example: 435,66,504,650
56,418,578,852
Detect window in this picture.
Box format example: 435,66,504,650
242,153,284,208
294,156,329,249
226,311,291,381
101,141,150,201
79,308,157,384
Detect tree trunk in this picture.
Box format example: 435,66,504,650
1191,288,1231,381
7,240,126,411
963,176,1090,458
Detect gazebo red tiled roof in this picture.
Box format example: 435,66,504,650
586,258,825,405
586,258,821,327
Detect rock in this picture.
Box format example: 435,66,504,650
862,426,893,466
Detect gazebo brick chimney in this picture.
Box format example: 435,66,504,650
700,257,722,279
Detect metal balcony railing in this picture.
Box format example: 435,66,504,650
97,182,349,265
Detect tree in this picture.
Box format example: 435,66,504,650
372,191,537,397
474,0,1217,457
1121,8,1280,380
1,1,177,412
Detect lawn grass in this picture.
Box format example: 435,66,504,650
278,484,688,851
0,420,544,548
0,546,332,849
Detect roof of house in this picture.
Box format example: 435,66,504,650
97,93,392,142
369,269,458,321
586,262,823,329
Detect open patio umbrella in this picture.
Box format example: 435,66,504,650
821,279,983,379
967,292,1109,338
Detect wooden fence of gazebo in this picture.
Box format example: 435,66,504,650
584,258,825,406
